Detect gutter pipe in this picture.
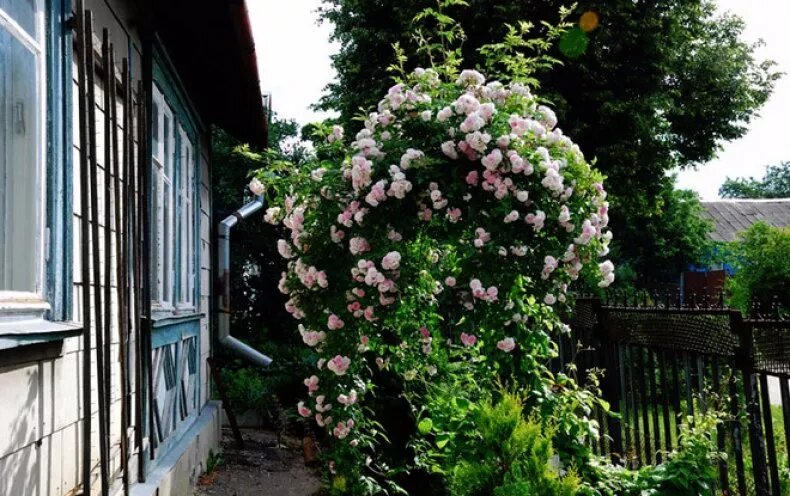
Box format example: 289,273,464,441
217,195,273,366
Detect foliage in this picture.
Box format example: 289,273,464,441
611,178,712,282
720,160,790,199
423,389,582,496
632,415,723,495
582,413,723,496
254,24,617,491
211,120,314,415
220,367,269,413
725,222,790,314
246,5,726,495
316,0,779,280
206,449,225,474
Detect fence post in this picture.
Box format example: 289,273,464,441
594,298,623,463
734,312,770,496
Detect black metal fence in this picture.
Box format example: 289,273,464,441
561,291,790,496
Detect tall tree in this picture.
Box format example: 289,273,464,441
317,0,778,278
719,161,790,198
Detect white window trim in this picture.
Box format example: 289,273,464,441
151,85,175,312
150,79,200,318
176,125,195,311
0,0,50,324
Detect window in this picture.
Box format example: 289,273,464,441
0,0,45,298
178,125,195,308
151,86,175,308
150,82,197,313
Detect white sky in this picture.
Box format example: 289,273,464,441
248,0,338,126
248,0,790,200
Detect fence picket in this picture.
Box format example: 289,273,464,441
565,293,789,495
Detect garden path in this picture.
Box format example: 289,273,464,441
194,428,321,496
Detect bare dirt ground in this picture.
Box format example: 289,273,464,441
194,428,322,496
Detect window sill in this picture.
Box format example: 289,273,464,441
148,311,204,329
0,319,83,351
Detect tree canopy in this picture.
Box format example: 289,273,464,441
719,161,790,198
317,0,778,279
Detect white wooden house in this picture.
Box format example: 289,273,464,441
0,0,267,494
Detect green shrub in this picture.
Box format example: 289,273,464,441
727,222,790,314
440,390,581,496
582,413,724,496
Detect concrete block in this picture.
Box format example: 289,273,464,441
0,362,40,459
0,441,39,496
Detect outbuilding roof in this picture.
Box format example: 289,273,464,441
701,199,790,242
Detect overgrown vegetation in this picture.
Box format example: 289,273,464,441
239,2,731,494
316,0,778,282
725,222,790,314
211,121,314,419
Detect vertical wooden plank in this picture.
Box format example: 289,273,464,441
659,351,673,454
619,343,631,466
711,357,729,493
113,51,130,496
647,349,661,464
74,2,93,492
737,314,770,496
744,371,770,496
207,358,244,449
758,374,780,495
606,339,623,461
729,368,747,496
596,403,606,456
628,345,642,467
781,378,790,470
683,352,694,418
100,31,113,496
89,19,110,496
132,79,145,483
671,352,682,438
697,355,707,413
637,346,652,465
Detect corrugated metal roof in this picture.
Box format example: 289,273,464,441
701,199,790,242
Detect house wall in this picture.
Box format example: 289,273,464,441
0,0,216,494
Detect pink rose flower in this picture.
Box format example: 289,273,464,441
304,375,319,393
297,401,311,418
460,332,477,347
327,314,345,330
327,355,351,376
381,251,402,271
497,337,516,353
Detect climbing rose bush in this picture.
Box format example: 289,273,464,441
254,67,613,493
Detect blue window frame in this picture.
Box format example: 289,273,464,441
149,44,200,315
0,0,79,349
145,40,202,465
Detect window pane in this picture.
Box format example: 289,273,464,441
0,27,39,291
151,100,160,160
0,0,37,39
163,180,171,303
178,127,195,306
163,113,172,179
150,171,161,301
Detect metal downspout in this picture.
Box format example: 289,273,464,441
217,195,273,366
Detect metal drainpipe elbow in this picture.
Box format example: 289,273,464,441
217,195,273,367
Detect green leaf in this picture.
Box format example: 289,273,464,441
418,418,433,434
454,397,470,410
